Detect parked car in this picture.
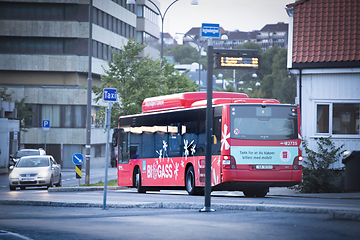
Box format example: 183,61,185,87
9,155,61,190
8,148,46,173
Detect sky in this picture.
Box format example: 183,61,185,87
158,0,293,41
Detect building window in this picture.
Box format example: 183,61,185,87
316,103,360,135
137,5,143,17
333,103,359,134
42,105,60,127
64,105,72,127
316,104,329,133
74,105,85,128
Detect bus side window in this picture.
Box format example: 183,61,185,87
119,130,130,163
130,145,139,159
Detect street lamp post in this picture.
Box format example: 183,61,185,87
127,0,198,68
177,33,207,90
85,0,93,185
238,72,258,91
217,72,235,90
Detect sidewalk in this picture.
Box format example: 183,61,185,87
3,166,360,221
3,166,360,200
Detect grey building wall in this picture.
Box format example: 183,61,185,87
0,0,142,168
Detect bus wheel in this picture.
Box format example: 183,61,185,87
135,168,146,193
185,166,196,195
243,189,267,198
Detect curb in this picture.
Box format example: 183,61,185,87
48,186,126,192
0,199,359,221
49,187,360,200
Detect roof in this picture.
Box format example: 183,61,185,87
260,22,288,32
287,0,360,67
226,30,259,40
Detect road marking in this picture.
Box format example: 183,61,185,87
280,201,355,207
0,230,34,240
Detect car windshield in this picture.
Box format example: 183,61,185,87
17,158,49,168
14,150,40,158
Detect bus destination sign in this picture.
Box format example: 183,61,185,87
213,49,259,69
220,56,259,69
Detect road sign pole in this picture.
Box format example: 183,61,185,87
103,102,112,210
200,38,215,213
102,88,117,210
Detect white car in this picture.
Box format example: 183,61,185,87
9,155,61,190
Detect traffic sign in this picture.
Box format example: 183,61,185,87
72,153,84,165
75,164,82,179
42,120,50,131
103,88,117,102
201,23,220,38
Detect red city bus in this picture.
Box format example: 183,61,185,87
112,92,302,197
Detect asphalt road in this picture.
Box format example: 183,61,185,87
0,204,360,240
1,167,360,239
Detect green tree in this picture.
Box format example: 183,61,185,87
294,137,345,193
0,87,33,132
93,39,198,128
166,45,198,64
271,48,296,103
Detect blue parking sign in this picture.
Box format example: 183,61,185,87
42,120,50,131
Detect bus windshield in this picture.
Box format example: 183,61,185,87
230,105,298,140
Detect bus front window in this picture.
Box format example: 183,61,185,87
231,105,298,140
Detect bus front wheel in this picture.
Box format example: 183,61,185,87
185,166,196,195
135,168,146,193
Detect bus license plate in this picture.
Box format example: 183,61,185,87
256,165,273,170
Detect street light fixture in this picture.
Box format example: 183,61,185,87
127,0,198,68
177,32,207,90
218,72,236,90
238,72,259,91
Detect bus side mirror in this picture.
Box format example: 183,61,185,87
112,128,119,147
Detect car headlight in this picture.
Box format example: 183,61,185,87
10,172,20,179
37,171,49,178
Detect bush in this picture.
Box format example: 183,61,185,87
293,137,345,193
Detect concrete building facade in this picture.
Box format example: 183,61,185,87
0,0,160,168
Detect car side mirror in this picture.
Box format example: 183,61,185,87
9,165,14,170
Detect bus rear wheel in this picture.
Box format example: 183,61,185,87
135,168,146,193
243,189,267,198
185,166,196,195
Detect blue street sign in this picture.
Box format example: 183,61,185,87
103,88,117,102
42,120,50,131
201,23,220,38
72,153,84,165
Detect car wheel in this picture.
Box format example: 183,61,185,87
47,177,53,189
55,174,62,187
9,185,16,191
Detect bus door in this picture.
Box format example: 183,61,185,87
116,128,132,186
